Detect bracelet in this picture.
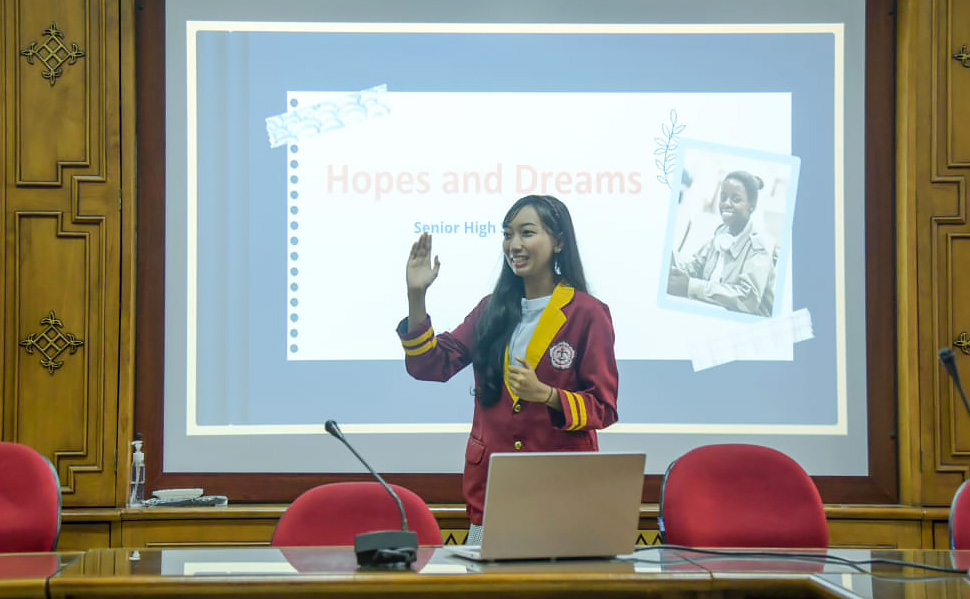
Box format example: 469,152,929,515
545,387,556,406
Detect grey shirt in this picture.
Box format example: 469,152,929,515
679,220,776,316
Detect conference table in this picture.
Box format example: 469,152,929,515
1,546,968,598
0,553,79,599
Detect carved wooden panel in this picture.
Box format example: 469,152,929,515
12,0,103,184
928,0,970,503
10,212,116,506
937,231,970,479
948,0,970,165
951,234,970,442
2,0,127,507
907,0,970,506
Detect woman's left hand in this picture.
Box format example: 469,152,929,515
508,358,552,403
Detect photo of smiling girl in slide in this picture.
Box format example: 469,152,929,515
666,170,777,317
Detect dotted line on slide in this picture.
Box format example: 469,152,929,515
287,98,301,354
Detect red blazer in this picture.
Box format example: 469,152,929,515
398,283,619,525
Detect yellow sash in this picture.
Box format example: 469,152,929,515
504,283,575,405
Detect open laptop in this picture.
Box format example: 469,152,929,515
451,451,646,561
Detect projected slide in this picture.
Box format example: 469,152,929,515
164,11,867,474
274,90,797,361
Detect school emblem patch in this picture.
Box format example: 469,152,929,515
549,341,576,370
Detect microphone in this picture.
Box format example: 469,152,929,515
324,420,418,568
939,348,970,418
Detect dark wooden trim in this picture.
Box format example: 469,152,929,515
134,0,168,497
135,0,898,505
854,0,898,504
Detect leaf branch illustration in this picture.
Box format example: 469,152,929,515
654,109,686,187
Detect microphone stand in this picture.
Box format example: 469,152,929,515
325,420,419,569
940,348,970,418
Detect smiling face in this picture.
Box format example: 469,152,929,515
503,205,562,297
718,177,755,235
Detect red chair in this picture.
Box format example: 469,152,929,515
0,442,61,552
271,482,441,547
949,479,970,550
950,479,970,571
659,444,828,548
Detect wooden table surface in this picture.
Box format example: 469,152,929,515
31,546,970,599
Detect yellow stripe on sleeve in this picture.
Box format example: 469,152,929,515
403,337,436,356
563,391,580,431
401,327,434,348
573,392,588,430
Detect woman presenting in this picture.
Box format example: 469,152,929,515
397,194,619,543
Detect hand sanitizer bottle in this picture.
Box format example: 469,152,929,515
128,434,145,507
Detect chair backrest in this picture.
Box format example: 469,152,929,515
271,481,441,547
0,441,62,552
659,443,828,548
949,479,970,550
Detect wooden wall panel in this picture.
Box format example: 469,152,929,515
121,520,277,549
57,523,113,551
2,0,129,507
927,0,970,505
932,520,952,550
12,0,100,184
828,520,923,549
51,507,941,550
898,0,970,508
938,7,970,496
12,213,105,495
947,0,970,165
924,191,970,504
947,236,970,453
896,0,928,509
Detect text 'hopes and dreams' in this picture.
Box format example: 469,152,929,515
324,164,644,200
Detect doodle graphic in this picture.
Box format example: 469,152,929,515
654,109,685,187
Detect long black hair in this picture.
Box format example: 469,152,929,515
471,195,588,406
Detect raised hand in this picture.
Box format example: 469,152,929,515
406,232,440,294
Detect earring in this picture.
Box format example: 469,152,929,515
554,256,562,276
